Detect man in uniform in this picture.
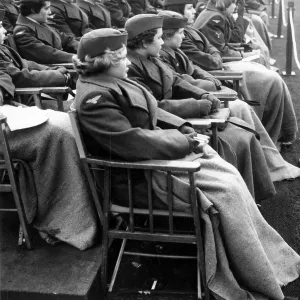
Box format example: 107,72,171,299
13,0,79,64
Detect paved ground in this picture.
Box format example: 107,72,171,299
109,2,300,299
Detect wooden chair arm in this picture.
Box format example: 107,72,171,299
85,157,201,172
222,56,243,62
208,70,243,81
228,43,242,47
15,88,42,95
211,91,237,101
40,86,70,94
49,63,74,69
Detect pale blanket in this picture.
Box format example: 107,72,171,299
222,61,298,142
0,110,97,250
150,147,300,300
229,100,300,181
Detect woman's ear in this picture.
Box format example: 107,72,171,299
142,41,148,49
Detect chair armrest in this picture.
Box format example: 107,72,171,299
211,90,237,101
40,86,70,94
228,43,241,47
222,56,243,62
208,70,243,81
85,157,201,172
15,88,42,95
49,63,74,69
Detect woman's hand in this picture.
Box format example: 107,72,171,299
201,94,221,111
178,124,195,135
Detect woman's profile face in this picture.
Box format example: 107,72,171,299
184,4,196,24
106,48,131,79
226,1,236,15
165,28,185,49
145,28,164,57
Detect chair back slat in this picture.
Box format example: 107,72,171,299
167,171,174,235
146,170,154,233
127,169,134,232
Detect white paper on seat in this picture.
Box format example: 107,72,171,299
0,105,48,131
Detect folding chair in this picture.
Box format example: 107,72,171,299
68,109,210,300
0,113,32,249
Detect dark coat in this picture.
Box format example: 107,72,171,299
76,0,111,29
0,44,66,88
74,73,190,207
103,0,131,28
50,0,92,38
0,70,14,101
159,45,216,81
180,25,223,71
127,50,208,119
13,15,78,64
127,0,156,15
193,3,247,57
0,0,19,34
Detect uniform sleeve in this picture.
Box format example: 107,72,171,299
13,26,75,64
180,32,223,71
0,60,65,87
104,0,128,27
78,91,190,161
0,71,14,99
58,31,79,53
228,15,249,43
50,6,74,36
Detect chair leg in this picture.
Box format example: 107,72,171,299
101,234,109,293
56,95,64,112
108,238,127,292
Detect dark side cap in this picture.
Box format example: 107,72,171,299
77,28,128,61
0,9,5,23
163,0,193,7
158,11,188,29
125,14,163,40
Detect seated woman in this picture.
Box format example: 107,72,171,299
163,0,298,146
158,10,300,182
72,28,300,300
103,0,132,28
194,0,269,66
0,72,97,250
76,0,111,30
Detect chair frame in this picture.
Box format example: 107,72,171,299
0,113,32,249
68,110,210,300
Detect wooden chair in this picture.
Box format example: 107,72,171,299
0,113,32,249
68,109,210,300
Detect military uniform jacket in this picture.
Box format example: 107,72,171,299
0,71,14,102
159,45,216,81
103,0,131,28
127,0,156,15
0,44,66,87
193,4,246,58
76,0,111,29
50,0,92,38
180,25,223,71
127,50,209,119
0,0,19,34
13,15,79,64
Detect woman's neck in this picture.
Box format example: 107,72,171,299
135,48,149,59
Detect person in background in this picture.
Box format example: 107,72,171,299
13,0,78,64
73,27,300,300
128,0,157,15
0,0,19,34
162,0,298,147
103,0,132,28
0,9,71,88
49,0,92,38
76,0,111,29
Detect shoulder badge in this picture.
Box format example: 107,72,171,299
86,95,101,104
15,30,25,36
212,19,221,24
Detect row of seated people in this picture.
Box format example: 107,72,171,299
1,1,300,299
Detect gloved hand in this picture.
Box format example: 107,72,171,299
55,67,69,74
204,76,222,90
184,132,199,152
201,94,221,111
178,124,195,135
237,0,245,16
198,99,212,116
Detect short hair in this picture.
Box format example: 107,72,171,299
163,4,186,15
127,28,158,51
162,28,179,40
19,0,47,16
72,44,126,76
208,0,234,11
